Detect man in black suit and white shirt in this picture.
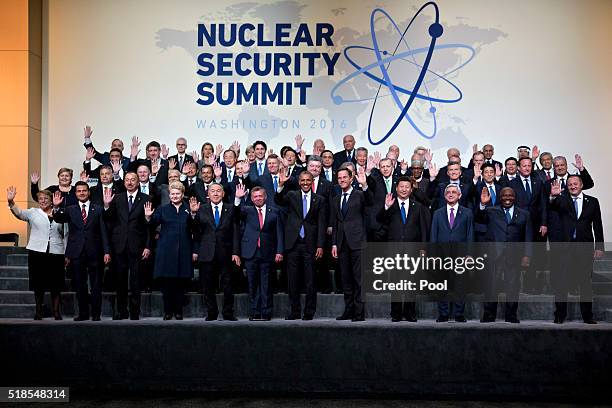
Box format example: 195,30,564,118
102,171,151,320
332,134,357,170
52,182,111,321
168,137,194,174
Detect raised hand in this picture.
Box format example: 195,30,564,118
84,125,93,139
160,144,169,159
130,136,141,158
423,149,433,164
52,191,64,207
366,159,375,174
110,159,122,174
572,154,584,171
429,162,438,179
230,140,241,156
189,196,200,214
235,183,246,199
373,151,382,167
295,134,305,151
151,161,159,175
168,157,177,170
85,147,95,161
191,151,200,164
143,201,154,218
212,162,223,179
480,186,491,205
238,160,250,175
80,170,88,182
280,157,289,169
7,186,16,204
102,187,114,207
531,145,540,160
298,149,306,163
550,179,562,196
495,163,502,178
278,168,289,187
400,159,409,172
30,171,40,184
215,144,223,157
385,193,395,208
356,167,367,186
473,164,482,182
472,143,478,154
312,142,322,157
267,148,274,156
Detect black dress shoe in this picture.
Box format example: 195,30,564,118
163,314,173,320
455,316,467,323
405,315,417,322
505,317,520,323
554,316,565,324
285,314,301,320
302,314,314,321
480,316,495,323
34,314,43,321
249,314,261,321
54,314,63,321
436,316,449,323
223,315,238,321
205,315,218,321
174,314,183,320
336,313,352,321
74,315,89,321
351,316,365,322
92,316,101,321
391,316,402,322
129,315,140,321
261,316,271,321
112,314,123,321
584,319,598,324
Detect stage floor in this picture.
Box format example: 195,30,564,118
2,318,611,399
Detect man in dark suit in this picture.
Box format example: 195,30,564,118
219,149,239,185
369,158,397,240
332,134,357,170
136,164,160,207
102,172,151,320
508,157,547,293
498,157,519,186
249,155,283,207
321,150,336,184
248,140,269,182
82,125,130,171
331,167,373,321
191,183,243,321
430,162,474,211
89,165,125,207
474,163,503,242
431,184,474,322
128,140,169,186
477,186,532,323
167,137,194,173
549,176,603,324
275,171,326,320
239,186,284,320
282,147,304,181
535,152,554,184
52,182,111,321
84,148,127,181
468,144,502,170
408,159,432,207
377,176,431,322
435,150,469,185
189,164,215,204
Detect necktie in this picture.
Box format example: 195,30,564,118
300,194,307,238
347,151,351,161
141,184,147,194
227,169,233,183
214,205,220,227
341,192,349,217
573,198,578,239
104,186,109,197
400,202,407,224
561,178,566,190
505,208,512,224
449,207,455,228
385,178,391,194
179,156,184,170
273,176,278,192
311,180,316,193
546,170,551,181
257,207,264,247
258,162,263,176
524,178,532,200
488,186,496,205
128,195,133,212
325,169,330,181
81,204,87,224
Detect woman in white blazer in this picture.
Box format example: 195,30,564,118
7,187,66,320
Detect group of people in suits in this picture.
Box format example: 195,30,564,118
9,128,604,324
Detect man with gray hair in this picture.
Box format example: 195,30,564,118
168,137,194,173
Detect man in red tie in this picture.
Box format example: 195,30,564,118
238,186,284,320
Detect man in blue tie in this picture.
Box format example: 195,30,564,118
477,186,532,323
332,134,357,170
321,150,335,183
248,140,269,182
275,171,327,320
474,163,502,242
190,183,245,321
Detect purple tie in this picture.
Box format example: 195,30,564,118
449,207,455,228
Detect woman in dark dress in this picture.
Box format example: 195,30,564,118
7,187,66,320
30,168,78,209
144,181,196,320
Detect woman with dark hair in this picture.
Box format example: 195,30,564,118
30,167,78,209
144,181,196,320
7,187,66,320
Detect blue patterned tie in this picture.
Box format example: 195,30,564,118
258,162,263,176
300,194,307,238
400,202,407,224
488,186,496,205
273,176,278,192
214,205,220,228
505,208,511,224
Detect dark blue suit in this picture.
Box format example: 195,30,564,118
54,202,110,319
430,205,473,319
473,181,503,241
240,205,284,318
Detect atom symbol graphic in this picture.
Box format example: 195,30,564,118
330,2,476,145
